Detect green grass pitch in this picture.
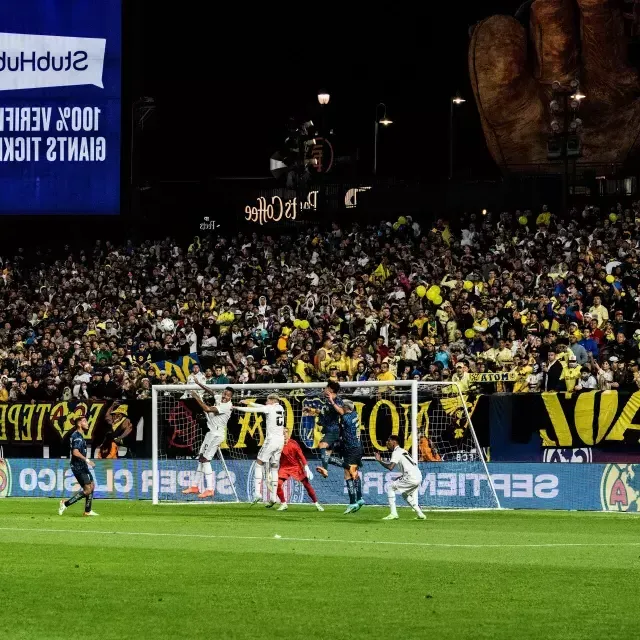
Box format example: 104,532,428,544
1,500,639,640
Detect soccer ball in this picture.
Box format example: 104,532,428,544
160,318,175,333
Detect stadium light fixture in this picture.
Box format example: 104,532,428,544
317,90,330,105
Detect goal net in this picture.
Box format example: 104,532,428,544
151,381,500,509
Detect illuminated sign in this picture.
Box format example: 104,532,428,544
245,190,318,225
344,186,371,208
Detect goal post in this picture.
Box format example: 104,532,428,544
151,380,501,509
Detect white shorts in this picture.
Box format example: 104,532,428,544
199,430,224,461
258,438,284,467
391,476,421,497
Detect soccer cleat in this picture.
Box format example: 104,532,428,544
353,498,365,512
265,501,277,508
58,500,67,516
315,466,328,479
277,503,288,511
344,503,359,514
182,486,199,495
250,495,262,506
315,503,324,512
197,489,214,499
83,511,99,517
415,513,427,520
382,513,399,521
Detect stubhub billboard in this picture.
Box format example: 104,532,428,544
0,0,121,215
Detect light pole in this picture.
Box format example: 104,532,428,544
374,103,392,175
449,94,465,180
549,80,585,214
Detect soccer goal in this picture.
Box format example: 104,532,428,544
151,381,501,509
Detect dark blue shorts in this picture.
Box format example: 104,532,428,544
320,429,341,447
343,446,364,467
71,466,92,488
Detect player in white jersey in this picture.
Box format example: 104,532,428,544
181,383,234,499
234,394,285,507
375,434,426,520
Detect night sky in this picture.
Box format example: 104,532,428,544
134,2,521,184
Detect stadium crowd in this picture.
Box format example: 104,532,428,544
1,202,640,402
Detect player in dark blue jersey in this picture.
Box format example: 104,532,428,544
303,381,344,478
328,399,365,513
58,416,99,517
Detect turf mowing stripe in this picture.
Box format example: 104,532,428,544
1,526,640,549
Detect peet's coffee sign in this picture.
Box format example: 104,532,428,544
245,191,318,225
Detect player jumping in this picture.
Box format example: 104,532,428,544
375,434,426,520
234,394,285,507
182,383,234,499
58,416,99,517
304,381,344,478
328,399,365,514
276,427,324,512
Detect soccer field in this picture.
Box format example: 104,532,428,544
0,501,638,640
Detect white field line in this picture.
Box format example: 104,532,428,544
0,526,639,549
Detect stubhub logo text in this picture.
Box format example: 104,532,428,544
0,32,105,91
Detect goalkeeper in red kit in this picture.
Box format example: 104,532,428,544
276,427,324,512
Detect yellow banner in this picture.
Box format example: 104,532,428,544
469,372,518,383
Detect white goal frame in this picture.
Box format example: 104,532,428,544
151,380,501,508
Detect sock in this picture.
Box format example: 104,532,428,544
354,477,362,501
84,492,93,513
320,449,330,470
254,463,264,498
64,489,85,507
387,487,398,516
269,467,278,502
301,478,318,503
328,455,345,468
346,479,356,504
277,479,286,504
203,461,214,491
405,491,424,516
192,462,203,488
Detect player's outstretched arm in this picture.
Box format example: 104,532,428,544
191,390,218,414
234,399,269,414
234,404,268,414
374,451,396,471
193,379,215,395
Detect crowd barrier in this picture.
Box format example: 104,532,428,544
1,458,637,511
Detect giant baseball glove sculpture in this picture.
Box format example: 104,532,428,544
469,0,640,169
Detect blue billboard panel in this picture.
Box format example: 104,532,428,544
0,0,121,215
0,459,626,512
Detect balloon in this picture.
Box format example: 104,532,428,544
463,280,473,291
398,216,407,225
429,285,441,296
416,285,426,298
609,213,618,222
433,295,443,305
293,319,301,328
393,222,400,230
300,320,310,329
518,216,528,225
606,274,615,283
464,329,475,339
